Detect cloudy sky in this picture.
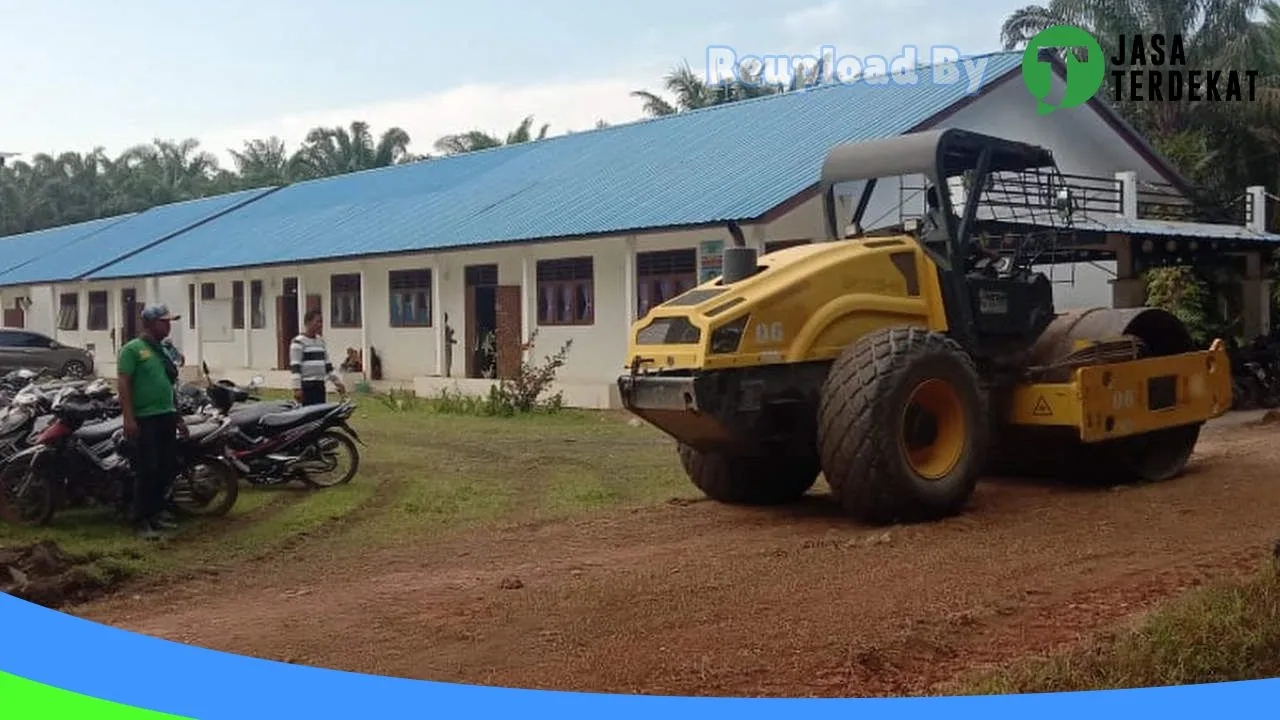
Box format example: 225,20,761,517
0,0,1030,167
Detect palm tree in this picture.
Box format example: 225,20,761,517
0,118,431,237
631,57,828,118
289,121,413,180
229,136,294,187
433,115,551,156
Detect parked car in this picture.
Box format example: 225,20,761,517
0,330,94,378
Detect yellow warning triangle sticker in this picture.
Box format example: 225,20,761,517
1032,395,1053,416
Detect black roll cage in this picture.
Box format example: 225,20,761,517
817,128,1059,356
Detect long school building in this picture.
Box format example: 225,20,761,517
1,50,1277,408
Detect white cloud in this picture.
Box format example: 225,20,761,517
194,75,658,168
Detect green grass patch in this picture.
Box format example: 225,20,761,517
954,562,1280,695
0,389,692,597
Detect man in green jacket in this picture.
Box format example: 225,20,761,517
117,304,187,540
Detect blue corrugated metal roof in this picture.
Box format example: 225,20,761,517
1077,215,1280,241
1025,213,1280,242
90,51,1026,279
0,214,136,279
0,187,277,286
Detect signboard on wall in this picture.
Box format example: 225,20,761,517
698,239,724,283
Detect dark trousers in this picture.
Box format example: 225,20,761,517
300,381,327,406
128,412,180,524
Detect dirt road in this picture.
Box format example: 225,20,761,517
74,414,1280,697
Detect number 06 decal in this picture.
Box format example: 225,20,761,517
755,321,784,344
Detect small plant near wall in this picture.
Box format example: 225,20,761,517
376,386,423,412
374,329,573,417
490,329,572,414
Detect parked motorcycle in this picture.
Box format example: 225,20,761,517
0,384,53,459
0,385,240,526
1227,335,1280,410
198,366,362,489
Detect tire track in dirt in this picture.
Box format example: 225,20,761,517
74,418,1280,697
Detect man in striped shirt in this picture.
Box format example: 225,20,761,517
291,309,347,405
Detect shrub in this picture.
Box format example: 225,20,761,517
1143,266,1221,347
373,330,573,417
490,329,572,414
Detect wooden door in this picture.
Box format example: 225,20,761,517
120,288,139,342
275,296,296,369
2,300,23,328
464,287,476,378
463,264,498,378
494,285,523,380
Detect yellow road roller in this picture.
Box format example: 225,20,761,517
617,128,1232,524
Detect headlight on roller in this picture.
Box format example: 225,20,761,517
709,315,750,354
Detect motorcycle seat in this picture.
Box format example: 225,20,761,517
228,401,293,428
184,421,223,443
74,416,123,443
258,403,339,430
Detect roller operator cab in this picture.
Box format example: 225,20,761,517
618,128,1232,524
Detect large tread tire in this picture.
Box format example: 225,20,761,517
816,326,988,524
678,444,819,506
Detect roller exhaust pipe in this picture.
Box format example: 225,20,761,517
720,221,759,285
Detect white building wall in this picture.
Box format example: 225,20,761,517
178,227,782,388
183,258,439,382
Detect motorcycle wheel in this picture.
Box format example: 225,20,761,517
1261,389,1280,410
1238,376,1263,410
168,458,240,518
300,430,360,489
0,457,56,526
1233,378,1258,410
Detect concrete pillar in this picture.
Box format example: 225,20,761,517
78,282,88,348
1108,237,1144,307
1241,251,1272,338
295,274,306,340
1240,279,1271,338
109,282,123,355
1248,185,1267,233
242,271,252,370
432,259,445,376
623,235,637,333
1111,278,1146,308
1115,171,1138,219
521,254,534,361
357,265,369,382
749,223,767,255
190,271,203,366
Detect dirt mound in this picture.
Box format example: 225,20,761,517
0,541,120,609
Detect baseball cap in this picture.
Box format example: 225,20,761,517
141,304,180,322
